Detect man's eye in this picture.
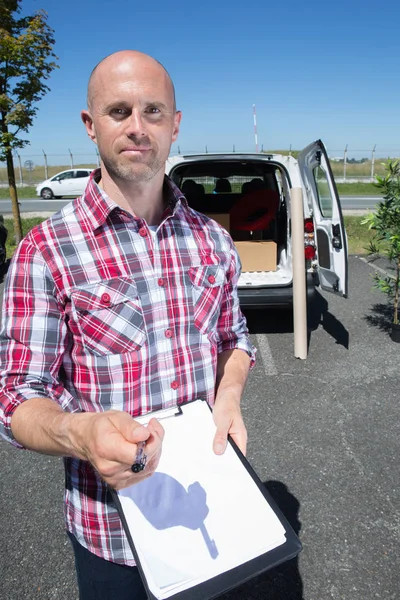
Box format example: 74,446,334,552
111,108,127,117
146,107,161,114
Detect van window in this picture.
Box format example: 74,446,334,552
313,166,333,218
180,176,258,194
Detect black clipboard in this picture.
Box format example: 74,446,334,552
111,400,302,600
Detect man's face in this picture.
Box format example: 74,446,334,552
82,57,181,184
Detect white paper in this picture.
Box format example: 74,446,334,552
117,400,286,599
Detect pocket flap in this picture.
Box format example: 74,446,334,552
188,265,225,288
71,278,139,312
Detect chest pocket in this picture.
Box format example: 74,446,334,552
188,265,226,334
70,277,146,356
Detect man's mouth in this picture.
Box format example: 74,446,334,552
121,146,151,153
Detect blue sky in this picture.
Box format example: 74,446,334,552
17,0,400,163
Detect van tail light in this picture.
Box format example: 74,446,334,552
304,218,316,261
304,218,314,233
304,245,316,260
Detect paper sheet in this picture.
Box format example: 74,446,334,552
117,400,286,599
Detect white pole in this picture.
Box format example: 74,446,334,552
253,104,259,153
291,187,307,359
371,144,376,180
343,144,348,181
16,152,23,186
42,149,48,180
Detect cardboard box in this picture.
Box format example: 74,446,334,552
205,213,230,232
235,241,277,272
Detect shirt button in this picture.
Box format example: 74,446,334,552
101,293,111,304
158,278,165,287
171,380,179,390
139,227,147,237
165,329,173,338
208,275,216,284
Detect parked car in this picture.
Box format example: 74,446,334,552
36,168,93,199
165,140,348,308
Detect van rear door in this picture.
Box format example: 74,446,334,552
298,140,348,297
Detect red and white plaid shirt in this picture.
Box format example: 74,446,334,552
0,170,255,565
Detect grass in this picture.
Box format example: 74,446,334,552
5,217,46,258
336,182,379,196
0,186,37,198
330,161,385,178
343,215,376,255
4,215,375,260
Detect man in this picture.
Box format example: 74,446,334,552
0,51,255,599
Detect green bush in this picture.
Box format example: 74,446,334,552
362,160,400,325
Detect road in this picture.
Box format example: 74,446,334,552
0,196,382,214
1,256,399,600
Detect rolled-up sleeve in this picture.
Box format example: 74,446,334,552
215,237,256,367
0,237,78,446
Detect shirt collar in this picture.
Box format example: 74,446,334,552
79,168,188,231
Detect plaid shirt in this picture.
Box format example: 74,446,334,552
0,170,255,565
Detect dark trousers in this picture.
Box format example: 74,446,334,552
67,532,147,600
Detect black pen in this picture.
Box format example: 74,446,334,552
131,440,147,473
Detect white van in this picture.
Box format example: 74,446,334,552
165,140,348,308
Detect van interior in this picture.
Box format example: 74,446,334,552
169,159,293,287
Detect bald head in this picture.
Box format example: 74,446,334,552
81,49,181,188
87,50,176,112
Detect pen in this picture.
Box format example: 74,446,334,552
131,440,147,473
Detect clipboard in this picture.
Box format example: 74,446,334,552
111,399,302,600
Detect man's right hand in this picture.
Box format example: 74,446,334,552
67,410,165,490
11,398,164,490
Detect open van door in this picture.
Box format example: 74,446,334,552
298,140,348,298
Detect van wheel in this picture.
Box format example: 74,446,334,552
41,188,54,199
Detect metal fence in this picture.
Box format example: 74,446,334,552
0,146,399,186
0,151,100,187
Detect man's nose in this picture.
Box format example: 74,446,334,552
125,109,146,137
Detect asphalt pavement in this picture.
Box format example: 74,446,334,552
1,256,399,600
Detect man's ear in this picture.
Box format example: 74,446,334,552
172,111,182,143
81,110,97,143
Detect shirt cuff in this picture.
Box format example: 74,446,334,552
1,396,29,448
217,339,257,369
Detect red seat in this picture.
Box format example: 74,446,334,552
230,189,279,233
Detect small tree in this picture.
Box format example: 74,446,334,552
0,0,58,243
363,159,400,328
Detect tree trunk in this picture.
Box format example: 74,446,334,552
394,257,400,326
5,146,23,245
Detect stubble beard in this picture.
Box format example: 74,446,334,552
100,144,165,185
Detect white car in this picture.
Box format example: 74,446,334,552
36,168,93,199
165,140,348,308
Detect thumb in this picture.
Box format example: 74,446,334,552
213,414,231,455
109,412,149,445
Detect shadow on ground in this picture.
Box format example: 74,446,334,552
221,481,303,600
244,291,349,349
364,302,394,333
